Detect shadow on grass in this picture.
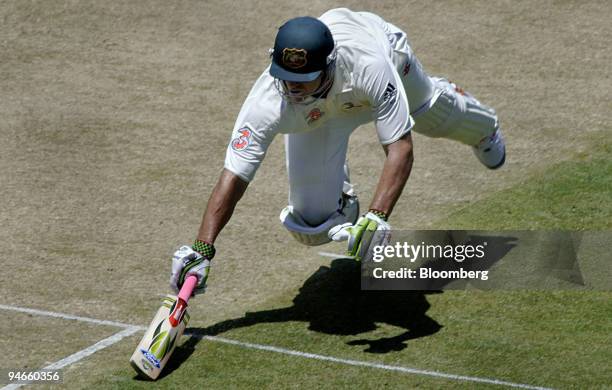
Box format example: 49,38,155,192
137,234,519,380
158,235,518,378
163,257,443,378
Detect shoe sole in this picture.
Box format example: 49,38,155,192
486,148,506,170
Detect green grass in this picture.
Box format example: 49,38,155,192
89,288,610,389
436,145,612,229
84,144,612,389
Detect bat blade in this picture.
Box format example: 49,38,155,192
130,275,198,380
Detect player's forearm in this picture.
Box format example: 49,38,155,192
369,134,414,216
196,168,249,244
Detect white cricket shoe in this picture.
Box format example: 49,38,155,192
473,129,506,169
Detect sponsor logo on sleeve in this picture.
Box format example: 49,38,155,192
231,127,252,151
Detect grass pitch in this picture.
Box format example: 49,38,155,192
1,0,610,389
439,143,612,230
81,146,611,389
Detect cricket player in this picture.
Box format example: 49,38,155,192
170,8,505,293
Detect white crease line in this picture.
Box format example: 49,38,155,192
0,304,553,390
0,304,138,329
1,327,141,390
44,327,142,370
191,334,553,390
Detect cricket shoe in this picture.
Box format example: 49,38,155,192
473,129,506,169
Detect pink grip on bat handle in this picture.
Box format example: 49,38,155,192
178,274,198,302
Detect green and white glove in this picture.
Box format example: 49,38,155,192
170,241,215,295
328,211,391,261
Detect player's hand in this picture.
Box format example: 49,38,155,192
170,245,212,295
328,212,391,261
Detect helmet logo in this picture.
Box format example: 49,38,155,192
282,48,308,69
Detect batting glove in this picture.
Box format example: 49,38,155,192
170,241,215,295
328,211,391,261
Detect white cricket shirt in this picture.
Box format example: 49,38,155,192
225,8,431,182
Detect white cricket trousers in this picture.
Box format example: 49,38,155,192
285,124,353,226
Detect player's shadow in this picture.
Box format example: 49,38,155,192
176,258,442,365
150,234,518,379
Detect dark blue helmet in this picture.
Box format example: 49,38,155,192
270,16,335,82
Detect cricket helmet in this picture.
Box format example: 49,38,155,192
270,16,336,82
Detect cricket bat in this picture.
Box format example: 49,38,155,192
130,275,198,380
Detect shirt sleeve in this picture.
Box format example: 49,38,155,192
224,121,275,183
223,70,281,182
360,58,414,145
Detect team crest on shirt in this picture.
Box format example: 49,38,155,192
306,108,324,124
231,127,252,151
282,48,308,69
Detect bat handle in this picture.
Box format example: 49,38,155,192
178,274,198,303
